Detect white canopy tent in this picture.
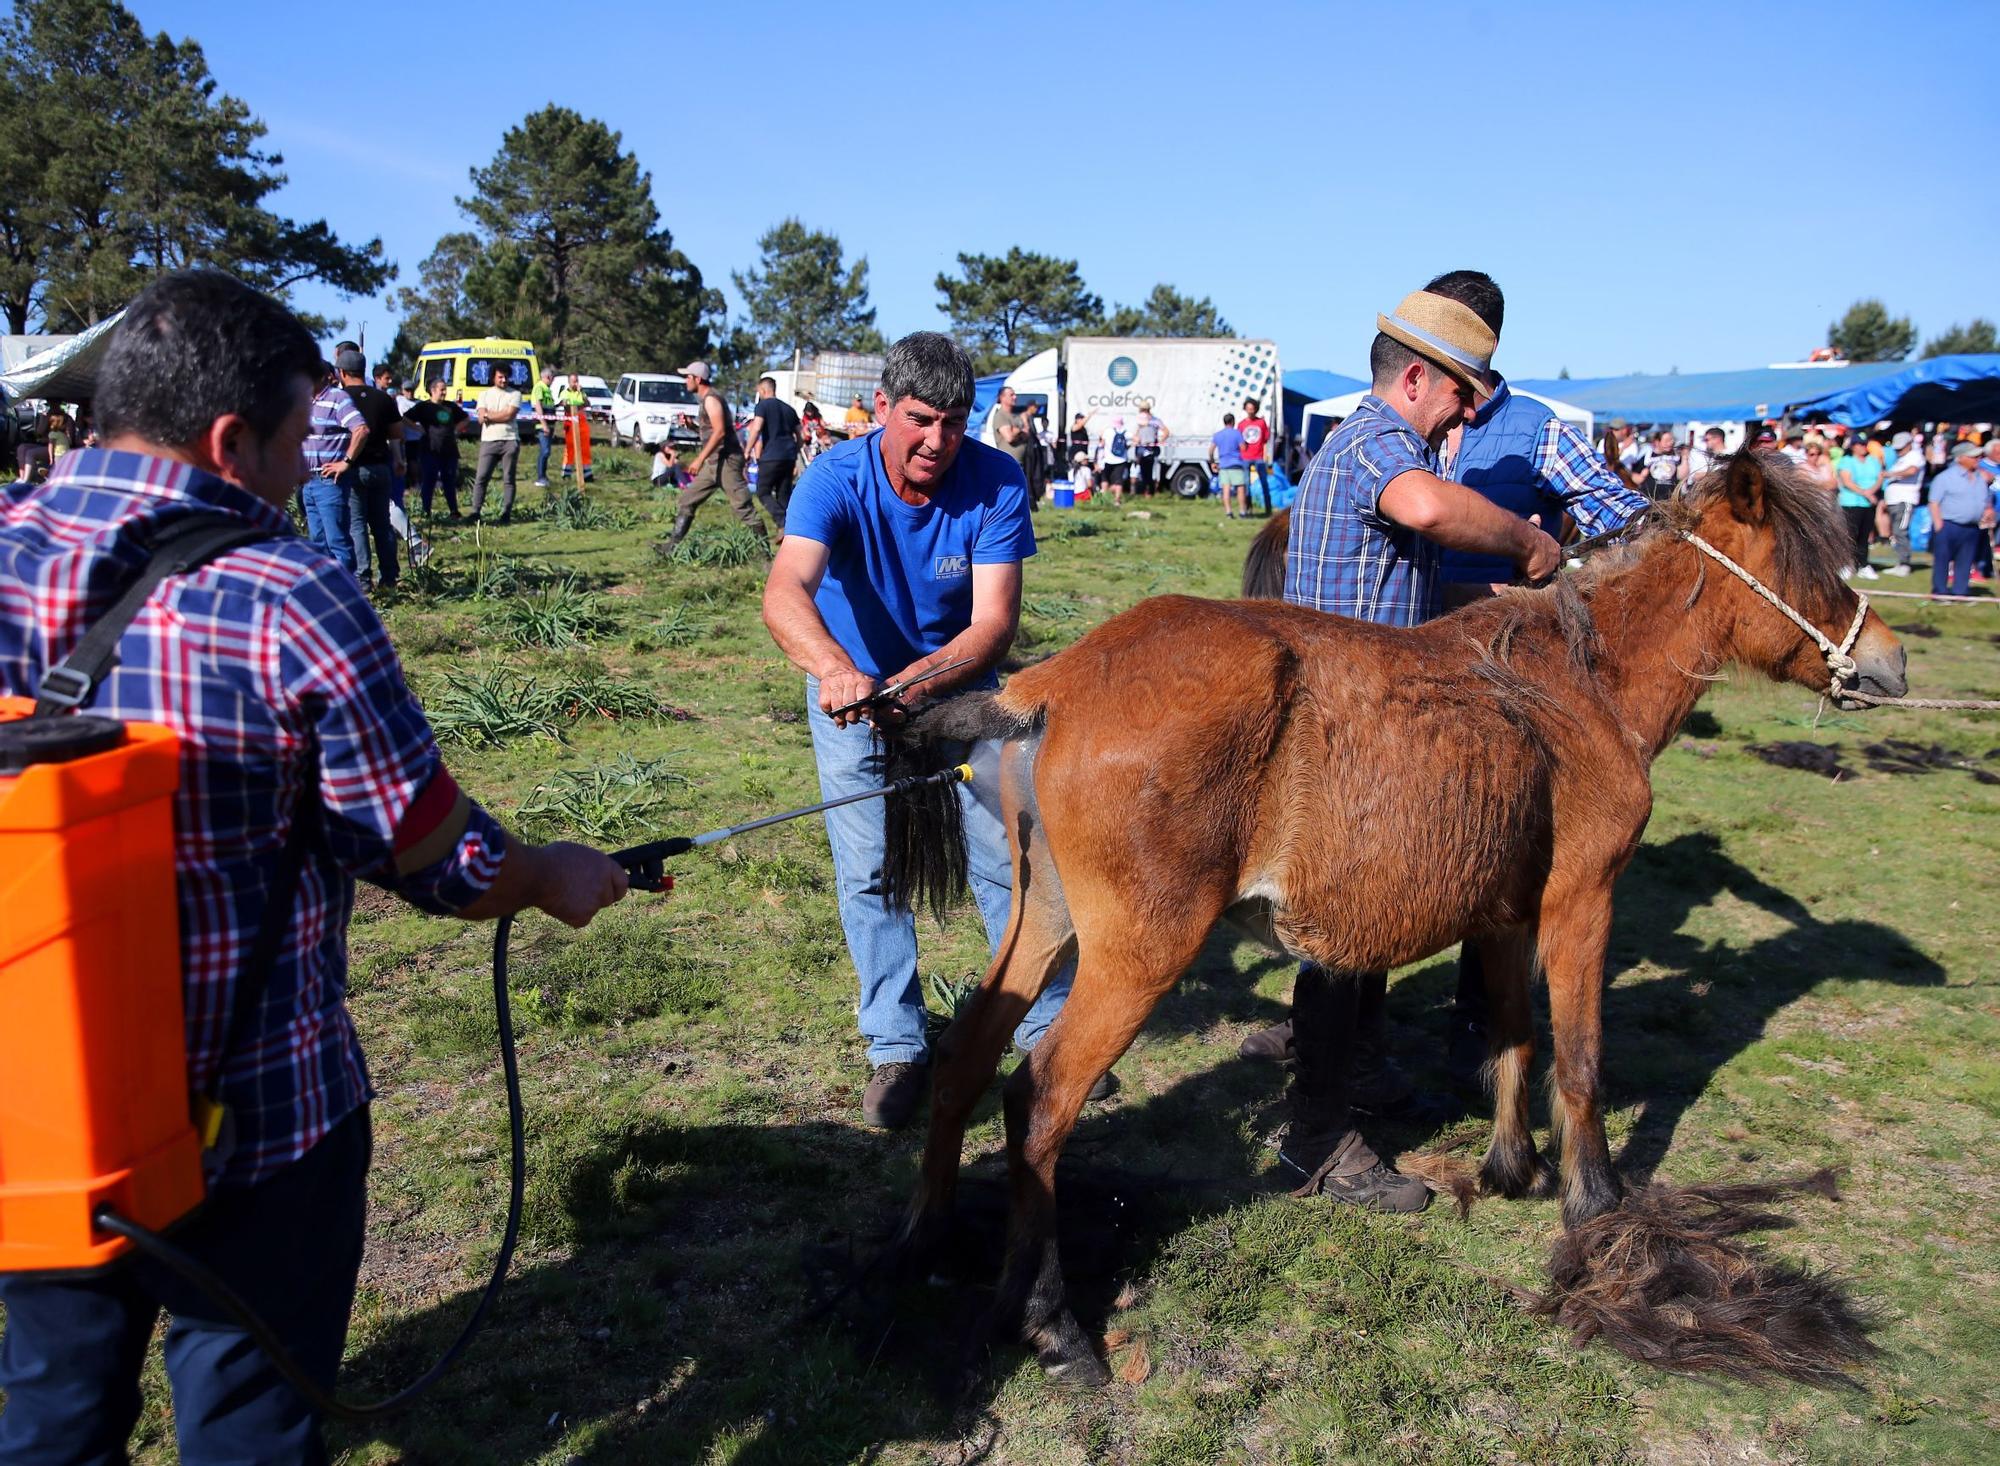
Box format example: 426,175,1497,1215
1299,387,1594,450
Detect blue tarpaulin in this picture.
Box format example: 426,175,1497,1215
1783,354,2000,427
1282,368,1367,439
965,372,1009,438
1509,363,1908,424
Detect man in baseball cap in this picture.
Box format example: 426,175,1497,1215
657,360,766,556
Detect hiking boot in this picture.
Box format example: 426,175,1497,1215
1279,1127,1430,1213
1238,1018,1294,1061
862,1061,929,1130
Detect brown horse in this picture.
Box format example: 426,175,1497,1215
885,453,1905,1384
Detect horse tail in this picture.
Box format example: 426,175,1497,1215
880,691,1042,921
1241,508,1291,598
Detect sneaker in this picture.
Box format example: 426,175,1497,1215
1857,565,1880,580
1839,567,1853,579
1278,1127,1430,1212
1887,564,1913,576
534,478,549,488
862,1061,929,1129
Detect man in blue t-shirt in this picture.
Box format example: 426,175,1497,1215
763,332,1086,1129
1209,412,1248,520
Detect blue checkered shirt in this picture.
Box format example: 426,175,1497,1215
1282,394,1443,626
1,450,507,1184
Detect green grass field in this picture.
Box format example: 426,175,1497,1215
115,448,1998,1462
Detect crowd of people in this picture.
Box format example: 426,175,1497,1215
1593,417,2000,598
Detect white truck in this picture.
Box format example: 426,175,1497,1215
997,336,1282,498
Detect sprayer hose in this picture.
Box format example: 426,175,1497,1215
95,913,526,1424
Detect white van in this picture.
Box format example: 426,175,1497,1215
610,373,702,448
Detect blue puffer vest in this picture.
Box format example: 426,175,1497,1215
1443,379,1560,586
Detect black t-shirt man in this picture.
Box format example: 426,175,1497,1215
751,395,800,465
344,383,403,466
403,398,469,457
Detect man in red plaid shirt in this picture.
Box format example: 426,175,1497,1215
0,271,632,1463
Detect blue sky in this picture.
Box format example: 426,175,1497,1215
145,0,1995,379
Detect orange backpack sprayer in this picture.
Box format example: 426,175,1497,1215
1,516,972,1420
0,701,204,1273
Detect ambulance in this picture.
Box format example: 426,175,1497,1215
412,338,541,440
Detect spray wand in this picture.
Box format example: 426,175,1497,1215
609,761,974,890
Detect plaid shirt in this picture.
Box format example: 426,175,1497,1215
1283,394,1443,626
1,449,506,1185
302,383,364,475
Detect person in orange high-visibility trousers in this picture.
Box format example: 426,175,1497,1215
559,372,594,483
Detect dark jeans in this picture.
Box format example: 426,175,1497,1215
0,1108,371,1466
1246,460,1272,514
755,456,795,533
1290,965,1386,1130
417,449,461,516
1933,520,1981,597
1842,503,1873,571
1133,448,1160,494
343,462,397,587
535,427,554,483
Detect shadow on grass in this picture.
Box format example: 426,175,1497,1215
1372,831,1947,1177
337,992,1290,1463
336,837,1941,1460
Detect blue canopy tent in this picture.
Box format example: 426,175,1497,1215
1282,368,1366,442
964,372,1010,440
1783,354,2000,427
1509,362,1907,424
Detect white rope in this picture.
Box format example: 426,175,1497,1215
1678,531,1868,700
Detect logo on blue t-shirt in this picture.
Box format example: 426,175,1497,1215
933,553,970,580
1107,356,1138,387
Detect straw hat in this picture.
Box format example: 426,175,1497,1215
1376,290,1496,400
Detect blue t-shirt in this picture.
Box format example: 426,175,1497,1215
1212,426,1244,468
785,430,1036,681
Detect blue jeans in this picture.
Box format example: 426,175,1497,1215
535,428,554,483
0,1108,370,1466
805,679,1073,1066
1933,520,1980,597
342,462,398,587
299,474,354,574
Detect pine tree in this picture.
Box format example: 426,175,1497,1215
1826,299,1916,363
732,218,883,368
1098,284,1231,338
935,248,1101,371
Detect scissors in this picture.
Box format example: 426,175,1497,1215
828,656,978,719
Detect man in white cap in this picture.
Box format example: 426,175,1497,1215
1880,431,1924,575
1271,285,1560,1214
657,359,768,557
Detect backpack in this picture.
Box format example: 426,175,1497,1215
1111,430,1128,457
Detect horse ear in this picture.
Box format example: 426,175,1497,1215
1723,452,1767,526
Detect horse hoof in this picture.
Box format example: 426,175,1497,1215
1030,1311,1111,1388
1038,1344,1113,1389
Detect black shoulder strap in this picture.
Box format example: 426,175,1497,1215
34,512,275,715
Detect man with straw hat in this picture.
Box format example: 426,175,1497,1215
1267,284,1560,1214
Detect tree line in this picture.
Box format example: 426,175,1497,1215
1828,299,1995,363
0,0,389,335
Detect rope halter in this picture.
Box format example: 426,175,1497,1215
1678,531,1869,701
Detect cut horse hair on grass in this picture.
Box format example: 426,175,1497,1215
1524,1169,1878,1387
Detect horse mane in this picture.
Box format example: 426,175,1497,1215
1465,450,1852,686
